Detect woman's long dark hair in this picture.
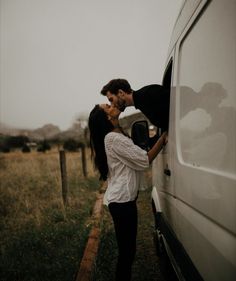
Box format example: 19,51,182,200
88,105,114,181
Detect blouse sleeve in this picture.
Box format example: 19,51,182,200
111,134,149,171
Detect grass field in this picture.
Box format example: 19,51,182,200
0,149,100,281
0,149,167,281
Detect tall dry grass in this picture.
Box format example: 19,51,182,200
0,149,96,229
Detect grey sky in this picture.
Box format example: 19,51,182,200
0,0,183,130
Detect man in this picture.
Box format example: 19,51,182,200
100,78,170,131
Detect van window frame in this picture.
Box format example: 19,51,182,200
162,59,173,90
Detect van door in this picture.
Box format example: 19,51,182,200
152,55,177,233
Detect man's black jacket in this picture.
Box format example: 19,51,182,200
133,84,170,131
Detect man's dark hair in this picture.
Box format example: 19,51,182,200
101,79,132,96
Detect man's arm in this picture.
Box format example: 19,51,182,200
148,132,167,163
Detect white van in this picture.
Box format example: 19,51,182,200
151,0,236,280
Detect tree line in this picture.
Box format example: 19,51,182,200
0,135,88,153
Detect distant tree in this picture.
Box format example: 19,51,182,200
37,146,44,152
63,139,79,152
83,127,90,147
75,113,88,129
22,144,31,153
50,137,62,146
37,140,51,152
5,136,29,148
0,144,10,153
77,141,85,149
0,135,7,146
72,113,89,142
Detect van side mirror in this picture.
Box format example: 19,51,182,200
131,120,149,151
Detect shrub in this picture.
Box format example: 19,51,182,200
63,139,79,152
0,145,10,153
37,140,51,152
22,144,31,153
5,136,29,148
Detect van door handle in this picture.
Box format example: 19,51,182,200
164,168,171,176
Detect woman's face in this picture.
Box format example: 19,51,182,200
99,104,121,119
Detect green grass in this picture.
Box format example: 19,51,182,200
1,218,89,281
0,150,100,281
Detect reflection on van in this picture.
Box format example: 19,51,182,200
179,83,236,174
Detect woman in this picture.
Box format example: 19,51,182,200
89,104,167,281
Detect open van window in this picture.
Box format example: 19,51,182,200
162,59,173,90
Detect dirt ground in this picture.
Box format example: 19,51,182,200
132,187,166,281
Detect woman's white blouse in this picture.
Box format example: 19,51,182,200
103,132,149,205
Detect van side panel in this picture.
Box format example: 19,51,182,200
153,0,236,280
168,0,204,56
174,0,236,280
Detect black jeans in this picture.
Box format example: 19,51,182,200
109,200,137,281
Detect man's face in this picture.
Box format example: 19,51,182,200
106,91,126,112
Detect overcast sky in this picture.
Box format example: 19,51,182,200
0,0,183,130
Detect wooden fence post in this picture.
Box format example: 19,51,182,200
81,145,87,178
59,150,68,207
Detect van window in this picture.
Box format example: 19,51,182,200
178,0,236,175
